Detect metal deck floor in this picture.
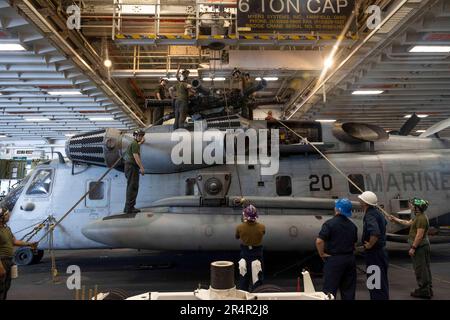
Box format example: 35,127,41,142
7,243,450,300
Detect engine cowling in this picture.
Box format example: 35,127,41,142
332,122,389,144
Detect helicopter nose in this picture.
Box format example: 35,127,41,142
81,219,111,245
81,212,154,247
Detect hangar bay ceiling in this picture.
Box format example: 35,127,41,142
0,0,449,138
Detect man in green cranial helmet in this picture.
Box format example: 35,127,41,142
389,197,432,299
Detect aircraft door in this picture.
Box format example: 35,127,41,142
19,168,54,220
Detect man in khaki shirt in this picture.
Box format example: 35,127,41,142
235,204,265,292
389,197,432,299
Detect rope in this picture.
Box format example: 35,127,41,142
17,220,44,238
36,155,124,243
222,83,244,199
49,222,58,282
263,111,392,219
21,222,45,242
140,89,389,220
26,155,124,282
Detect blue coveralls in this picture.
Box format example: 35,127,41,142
318,215,358,300
239,244,264,292
362,206,389,300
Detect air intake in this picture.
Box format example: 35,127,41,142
66,129,122,167
332,122,389,144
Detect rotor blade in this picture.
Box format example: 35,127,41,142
399,113,420,136
419,118,450,138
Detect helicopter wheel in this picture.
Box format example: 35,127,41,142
14,248,44,265
14,247,34,266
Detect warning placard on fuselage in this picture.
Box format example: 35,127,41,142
237,0,355,34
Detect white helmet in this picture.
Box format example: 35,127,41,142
358,191,378,206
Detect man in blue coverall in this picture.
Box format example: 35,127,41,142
316,198,358,300
359,191,390,300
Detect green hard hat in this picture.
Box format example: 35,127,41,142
410,197,429,211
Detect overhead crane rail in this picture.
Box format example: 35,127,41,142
114,33,359,46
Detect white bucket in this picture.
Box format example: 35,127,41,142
11,264,18,279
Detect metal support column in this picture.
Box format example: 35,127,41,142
156,0,160,37
195,0,199,41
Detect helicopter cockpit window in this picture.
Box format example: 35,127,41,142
348,174,365,194
276,176,292,196
26,169,53,196
0,173,32,211
88,182,104,200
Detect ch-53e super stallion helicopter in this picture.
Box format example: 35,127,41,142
2,82,450,265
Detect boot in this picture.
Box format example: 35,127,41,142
410,290,431,299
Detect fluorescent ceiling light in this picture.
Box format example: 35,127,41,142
88,117,114,121
352,90,384,95
0,43,26,51
409,46,450,53
416,130,426,133
316,119,336,123
65,133,75,137
256,77,278,81
0,135,7,138
25,117,50,122
167,78,178,81
203,77,226,81
48,90,82,96
404,114,428,118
